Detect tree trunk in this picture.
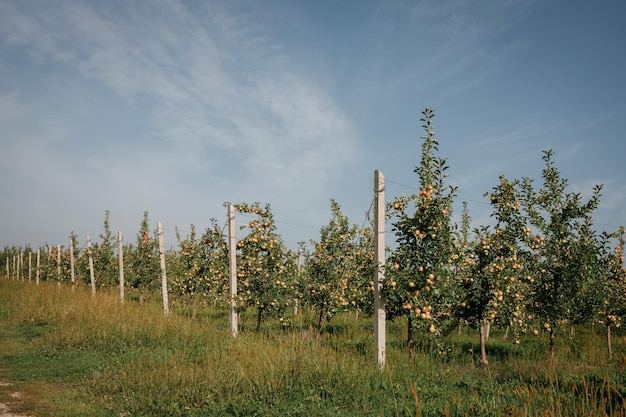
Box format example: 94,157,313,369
549,328,556,358
317,308,327,332
191,290,199,320
139,289,145,306
479,324,489,369
407,315,414,361
256,308,263,333
607,324,613,360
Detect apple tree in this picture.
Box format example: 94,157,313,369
520,150,603,358
385,108,457,355
457,176,531,367
234,202,297,332
91,210,118,288
170,225,204,312
598,226,626,359
305,199,374,330
127,211,160,305
198,220,230,307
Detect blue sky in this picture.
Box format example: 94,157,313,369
1,0,625,250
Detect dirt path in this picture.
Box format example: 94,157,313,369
0,402,29,417
0,383,30,417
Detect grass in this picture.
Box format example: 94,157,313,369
1,278,626,416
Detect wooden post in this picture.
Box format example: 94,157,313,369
295,246,302,315
28,251,32,282
69,238,75,285
13,256,16,279
157,222,169,315
228,204,238,337
87,236,96,297
36,249,40,285
18,252,22,281
56,244,61,282
118,230,125,304
374,170,386,370
5,257,8,278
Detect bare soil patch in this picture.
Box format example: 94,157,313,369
0,383,30,417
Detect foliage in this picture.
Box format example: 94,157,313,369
126,211,160,298
198,220,230,306
598,226,626,358
385,108,458,348
234,202,297,331
602,227,626,326
168,225,205,307
169,220,229,312
305,199,374,330
91,210,118,288
520,150,604,357
457,176,531,366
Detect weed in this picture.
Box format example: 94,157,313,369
1,279,626,416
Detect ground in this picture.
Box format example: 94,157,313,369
0,383,29,417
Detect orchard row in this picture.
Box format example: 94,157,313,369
2,109,625,365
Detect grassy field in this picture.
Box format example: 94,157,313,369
1,278,625,416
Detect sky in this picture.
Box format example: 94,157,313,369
1,0,625,251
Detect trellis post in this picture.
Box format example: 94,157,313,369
228,204,238,337
157,222,169,315
36,249,40,285
118,230,125,304
69,237,75,285
56,244,61,282
374,170,386,370
87,236,96,296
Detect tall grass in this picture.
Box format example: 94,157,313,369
1,278,625,416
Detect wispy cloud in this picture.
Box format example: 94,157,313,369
0,0,357,193
0,0,361,246
398,0,536,96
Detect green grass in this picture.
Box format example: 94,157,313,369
1,278,626,416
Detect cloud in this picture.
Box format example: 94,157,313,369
378,0,536,98
0,1,356,180
0,0,361,248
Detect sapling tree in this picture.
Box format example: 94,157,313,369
520,150,603,358
305,199,374,330
92,210,118,288
169,220,230,312
234,202,296,332
170,225,204,312
457,175,530,368
385,108,457,356
128,211,160,305
42,244,67,283
566,216,606,330
451,202,473,336
347,226,376,316
198,219,229,307
598,226,626,359
37,244,55,282
69,231,79,285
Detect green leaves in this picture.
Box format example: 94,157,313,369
386,108,457,339
234,202,297,330
305,199,374,329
